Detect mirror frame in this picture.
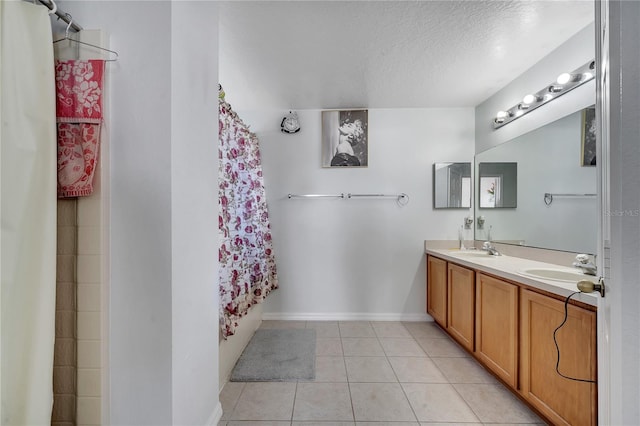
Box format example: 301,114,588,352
477,162,518,209
433,162,472,209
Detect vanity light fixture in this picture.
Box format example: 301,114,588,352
556,73,572,84
493,59,595,129
494,110,511,124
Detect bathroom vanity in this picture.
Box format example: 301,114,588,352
425,246,597,426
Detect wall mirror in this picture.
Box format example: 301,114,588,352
478,162,517,208
433,162,471,209
475,107,597,254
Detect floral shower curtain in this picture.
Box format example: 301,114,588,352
218,87,278,338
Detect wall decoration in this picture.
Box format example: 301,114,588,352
280,110,300,134
321,109,368,167
581,106,596,166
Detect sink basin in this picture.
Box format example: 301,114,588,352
451,251,494,258
518,268,595,283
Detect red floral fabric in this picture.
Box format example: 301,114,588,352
219,90,278,338
55,59,104,198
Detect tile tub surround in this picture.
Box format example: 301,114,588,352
53,199,78,425
424,243,599,307
219,320,545,425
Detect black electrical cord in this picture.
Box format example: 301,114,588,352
553,291,597,384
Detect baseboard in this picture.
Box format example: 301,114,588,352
262,312,431,322
206,401,223,426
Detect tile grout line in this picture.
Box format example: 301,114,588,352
338,320,357,423
226,382,247,422
291,320,307,424
290,380,299,425
386,323,420,423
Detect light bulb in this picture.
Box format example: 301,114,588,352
548,85,563,93
556,73,571,84
522,94,536,105
518,103,529,110
496,111,508,118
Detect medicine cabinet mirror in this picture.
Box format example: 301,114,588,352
477,162,518,208
433,162,472,209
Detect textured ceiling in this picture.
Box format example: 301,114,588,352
219,1,594,110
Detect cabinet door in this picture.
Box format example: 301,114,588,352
520,289,597,426
475,273,518,388
447,263,475,351
426,256,447,327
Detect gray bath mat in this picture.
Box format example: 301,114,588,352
230,328,316,382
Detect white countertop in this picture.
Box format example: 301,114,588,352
425,246,599,307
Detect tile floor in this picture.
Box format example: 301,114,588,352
219,321,547,425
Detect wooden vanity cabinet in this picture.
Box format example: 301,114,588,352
447,263,475,351
520,289,597,426
426,254,598,424
426,255,447,327
475,273,519,388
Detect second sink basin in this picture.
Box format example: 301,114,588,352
518,268,595,283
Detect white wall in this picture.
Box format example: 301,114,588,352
56,1,221,424
606,1,640,424
475,23,595,153
234,107,475,319
170,2,220,424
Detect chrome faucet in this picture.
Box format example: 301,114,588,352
482,241,501,256
573,254,597,276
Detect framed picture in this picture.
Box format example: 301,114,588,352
321,109,368,167
581,106,596,166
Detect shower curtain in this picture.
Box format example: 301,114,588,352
1,1,57,424
218,89,278,338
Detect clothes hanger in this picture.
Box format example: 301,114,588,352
53,13,119,62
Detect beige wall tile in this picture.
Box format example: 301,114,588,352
77,255,101,283
57,226,77,255
54,338,76,366
53,366,76,394
57,199,77,227
56,282,76,311
56,255,76,282
77,311,102,340
78,226,102,255
52,394,76,422
77,340,101,369
77,368,101,397
77,396,102,425
55,310,76,338
77,284,101,312
77,198,101,227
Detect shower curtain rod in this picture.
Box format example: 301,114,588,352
37,0,83,32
